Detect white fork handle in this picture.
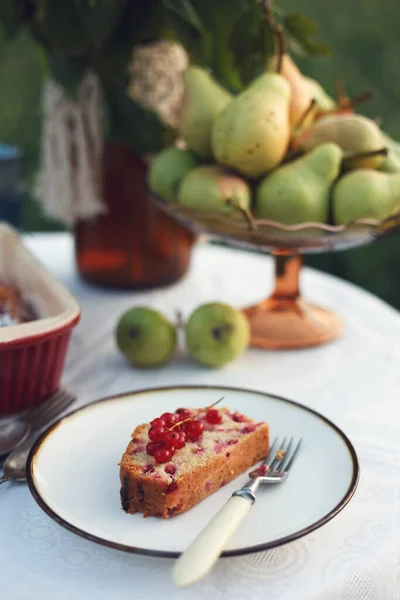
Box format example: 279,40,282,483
172,495,252,587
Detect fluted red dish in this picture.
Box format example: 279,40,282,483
0,223,80,416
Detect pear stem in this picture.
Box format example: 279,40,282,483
342,147,388,170
175,310,185,330
335,78,347,106
240,208,257,232
263,0,286,73
343,89,376,110
294,98,318,132
335,79,376,111
225,200,256,232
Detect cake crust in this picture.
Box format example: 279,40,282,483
119,407,269,518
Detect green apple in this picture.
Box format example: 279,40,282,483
116,307,176,368
185,303,250,368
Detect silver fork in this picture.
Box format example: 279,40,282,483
0,390,76,484
172,436,303,587
0,389,76,456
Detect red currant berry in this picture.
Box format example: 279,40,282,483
151,417,165,428
143,464,155,474
186,420,204,440
165,464,176,475
206,409,222,425
154,448,171,464
146,441,158,456
174,433,186,449
167,481,178,493
178,421,189,433
148,425,166,443
175,408,192,419
232,411,246,423
163,430,180,450
160,412,178,427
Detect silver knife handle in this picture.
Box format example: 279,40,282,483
172,494,253,587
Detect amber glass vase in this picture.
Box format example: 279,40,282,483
74,142,194,289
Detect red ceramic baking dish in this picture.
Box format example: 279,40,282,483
0,223,80,416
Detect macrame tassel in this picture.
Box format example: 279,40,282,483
35,71,106,225
128,41,189,129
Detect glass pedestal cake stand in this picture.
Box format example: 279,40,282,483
152,195,400,350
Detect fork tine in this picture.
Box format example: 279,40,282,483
26,391,61,419
281,438,303,472
29,390,75,429
268,436,289,471
29,391,64,424
276,436,294,472
262,436,280,468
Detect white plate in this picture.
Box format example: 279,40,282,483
27,386,359,558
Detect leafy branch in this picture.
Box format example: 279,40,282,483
0,0,332,152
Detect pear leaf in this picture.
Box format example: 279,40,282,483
0,0,28,36
32,0,88,55
101,0,165,79
162,0,203,31
48,55,88,100
229,4,276,87
103,83,175,153
73,0,127,50
161,8,203,65
32,0,127,54
284,14,331,57
162,0,248,91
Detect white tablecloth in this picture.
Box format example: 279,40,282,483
2,234,400,600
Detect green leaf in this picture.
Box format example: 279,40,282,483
0,0,28,36
161,0,203,67
162,0,203,31
73,0,127,50
101,0,166,80
284,14,331,57
229,2,275,87
48,54,87,99
103,83,173,153
32,0,88,55
194,0,249,89
31,0,128,55
162,0,249,90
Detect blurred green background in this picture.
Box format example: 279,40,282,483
0,0,400,306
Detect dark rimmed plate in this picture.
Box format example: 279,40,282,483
27,385,359,558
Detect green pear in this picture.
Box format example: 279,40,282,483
148,147,198,203
304,77,336,112
333,170,400,224
255,143,342,225
178,165,251,219
116,307,176,368
379,151,400,174
382,132,400,156
280,54,314,126
294,114,385,169
179,67,232,158
185,303,250,368
380,133,400,173
212,73,291,179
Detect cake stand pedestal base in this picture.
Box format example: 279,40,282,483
243,253,343,350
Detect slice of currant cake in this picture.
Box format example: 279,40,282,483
119,404,269,518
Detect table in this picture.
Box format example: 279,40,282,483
2,233,400,600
